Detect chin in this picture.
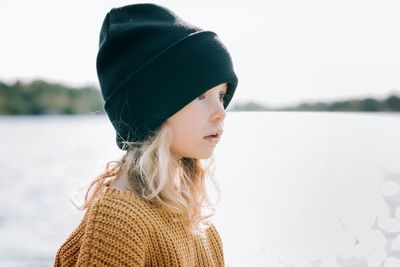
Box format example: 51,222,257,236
175,147,215,160
194,151,214,160
181,152,213,160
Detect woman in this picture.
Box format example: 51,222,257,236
54,3,238,266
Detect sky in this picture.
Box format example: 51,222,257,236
1,0,400,108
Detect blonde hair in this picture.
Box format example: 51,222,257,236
71,121,221,234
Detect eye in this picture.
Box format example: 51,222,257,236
219,92,226,102
197,92,227,102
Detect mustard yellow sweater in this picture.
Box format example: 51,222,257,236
54,186,225,266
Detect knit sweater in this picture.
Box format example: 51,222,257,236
54,186,225,266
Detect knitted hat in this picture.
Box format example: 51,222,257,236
96,3,239,150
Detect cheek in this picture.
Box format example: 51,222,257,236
170,119,201,150
168,104,204,148
173,118,196,141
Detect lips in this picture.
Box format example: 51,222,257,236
203,135,220,145
203,129,223,139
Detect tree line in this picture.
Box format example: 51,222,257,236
0,80,104,115
229,94,400,112
0,79,399,115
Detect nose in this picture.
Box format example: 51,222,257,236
210,102,226,123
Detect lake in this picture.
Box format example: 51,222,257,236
0,112,400,267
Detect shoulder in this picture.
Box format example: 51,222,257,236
86,186,153,232
74,187,153,266
55,186,153,266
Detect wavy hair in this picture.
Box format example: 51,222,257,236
71,121,222,234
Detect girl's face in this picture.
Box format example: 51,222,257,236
166,82,227,161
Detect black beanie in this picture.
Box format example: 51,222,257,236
96,3,239,150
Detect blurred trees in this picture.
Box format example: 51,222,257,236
0,80,104,115
0,79,399,114
228,93,400,112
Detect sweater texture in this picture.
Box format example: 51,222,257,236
54,186,224,266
